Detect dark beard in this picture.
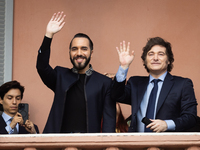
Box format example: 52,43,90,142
70,55,91,71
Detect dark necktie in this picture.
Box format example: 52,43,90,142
145,79,160,132
13,126,18,134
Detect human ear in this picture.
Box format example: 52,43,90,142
0,98,3,104
90,50,93,58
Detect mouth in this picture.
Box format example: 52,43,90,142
76,58,85,63
151,63,160,65
10,107,17,110
74,56,86,63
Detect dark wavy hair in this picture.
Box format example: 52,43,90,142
141,37,174,72
0,80,24,100
69,33,93,50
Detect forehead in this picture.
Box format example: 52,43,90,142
148,45,166,53
71,37,90,48
5,89,21,96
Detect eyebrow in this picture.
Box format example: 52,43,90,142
7,95,21,97
148,51,165,53
71,46,88,48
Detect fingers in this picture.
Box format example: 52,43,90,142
51,11,66,23
25,120,36,134
50,13,56,21
52,11,61,21
116,47,120,55
16,112,22,117
25,120,32,129
59,13,66,23
117,41,131,53
59,21,66,29
19,117,24,125
123,41,126,51
146,120,167,132
127,42,130,52
56,11,63,21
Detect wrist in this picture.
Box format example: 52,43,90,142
10,123,16,129
45,32,54,38
120,65,129,70
31,128,36,134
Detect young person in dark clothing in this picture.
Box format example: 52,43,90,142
0,81,39,134
37,11,116,133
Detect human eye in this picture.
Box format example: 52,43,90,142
7,96,13,100
71,47,77,51
16,96,21,100
148,52,154,56
81,47,88,51
158,52,165,56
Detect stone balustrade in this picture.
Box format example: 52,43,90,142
0,133,200,150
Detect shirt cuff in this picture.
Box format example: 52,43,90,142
165,120,176,131
116,66,128,82
6,125,14,134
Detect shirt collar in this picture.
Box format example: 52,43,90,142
149,71,168,83
72,64,93,76
2,112,13,122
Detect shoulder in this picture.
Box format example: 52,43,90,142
91,71,112,82
54,66,74,74
0,114,4,123
92,71,111,79
168,73,194,88
129,76,148,82
55,66,70,71
171,74,193,83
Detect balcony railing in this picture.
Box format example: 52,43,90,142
0,133,200,150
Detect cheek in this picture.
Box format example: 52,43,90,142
69,51,75,56
164,59,169,65
17,100,22,104
145,59,151,66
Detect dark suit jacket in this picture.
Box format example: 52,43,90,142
0,115,39,134
36,36,116,133
111,72,197,132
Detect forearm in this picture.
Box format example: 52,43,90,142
39,36,52,53
36,36,56,91
111,66,128,100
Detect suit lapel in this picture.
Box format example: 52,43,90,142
156,73,174,114
0,115,9,134
0,115,7,127
138,77,149,105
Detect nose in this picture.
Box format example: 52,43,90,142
153,54,158,60
77,49,82,55
12,98,17,104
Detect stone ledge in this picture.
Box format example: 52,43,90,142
0,133,200,150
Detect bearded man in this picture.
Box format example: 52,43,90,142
37,12,116,133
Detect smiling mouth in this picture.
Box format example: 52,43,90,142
76,58,84,63
152,63,160,65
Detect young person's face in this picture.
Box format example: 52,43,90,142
0,89,22,117
145,45,169,76
70,37,93,74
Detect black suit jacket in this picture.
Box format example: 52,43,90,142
111,72,197,132
36,36,116,133
0,115,39,134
